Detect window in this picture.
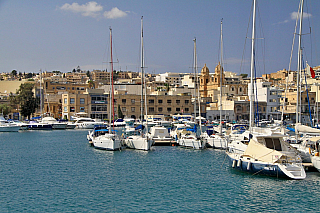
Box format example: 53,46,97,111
70,98,75,104
167,107,172,112
149,107,154,112
185,100,189,104
70,107,75,112
158,107,163,112
131,99,135,104
265,138,282,151
184,108,189,112
167,100,172,104
64,106,67,112
80,98,85,104
122,107,126,112
176,100,180,104
131,107,135,112
64,98,67,104
158,100,163,104
149,99,154,104
80,107,85,112
176,108,180,112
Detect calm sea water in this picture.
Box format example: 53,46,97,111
0,130,320,212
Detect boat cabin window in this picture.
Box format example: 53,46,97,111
265,138,282,151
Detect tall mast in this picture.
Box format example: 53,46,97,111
40,69,42,118
193,38,197,121
140,16,144,136
219,19,223,135
249,0,256,132
109,27,114,133
296,0,304,125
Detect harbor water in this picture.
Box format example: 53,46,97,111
1,130,320,212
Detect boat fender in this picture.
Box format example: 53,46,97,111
309,147,311,154
232,160,236,168
237,159,241,167
247,161,251,170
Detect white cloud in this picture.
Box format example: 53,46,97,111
104,7,128,19
290,11,312,20
60,1,103,18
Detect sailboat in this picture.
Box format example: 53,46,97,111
204,19,228,149
226,0,306,179
92,27,122,151
177,37,206,149
124,16,153,151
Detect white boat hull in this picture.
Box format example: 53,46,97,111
178,137,205,149
227,152,306,179
0,125,20,132
124,135,153,151
92,134,121,151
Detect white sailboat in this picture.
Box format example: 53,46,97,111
226,0,305,179
177,37,206,149
124,16,153,151
92,27,121,151
205,19,228,149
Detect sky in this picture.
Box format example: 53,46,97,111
0,0,319,77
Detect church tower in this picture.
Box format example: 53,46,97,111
200,64,210,97
213,62,225,89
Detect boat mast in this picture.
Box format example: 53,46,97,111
40,69,42,119
296,0,304,125
109,27,114,133
249,0,256,133
193,38,197,122
219,19,223,135
141,16,144,137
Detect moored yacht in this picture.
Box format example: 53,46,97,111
41,116,67,129
0,116,20,132
74,117,105,129
226,131,306,179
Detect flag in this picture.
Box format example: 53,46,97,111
307,63,316,78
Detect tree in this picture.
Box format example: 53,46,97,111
86,70,91,78
117,105,124,119
11,70,17,77
0,104,11,116
240,74,248,78
88,80,95,89
11,83,39,120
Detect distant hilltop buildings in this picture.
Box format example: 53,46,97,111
1,64,320,123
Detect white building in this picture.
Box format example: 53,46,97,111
248,81,282,120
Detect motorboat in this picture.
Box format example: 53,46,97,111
27,120,52,130
149,125,173,145
0,116,20,132
40,116,67,129
74,117,105,129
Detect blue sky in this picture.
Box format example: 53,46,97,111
0,0,319,77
